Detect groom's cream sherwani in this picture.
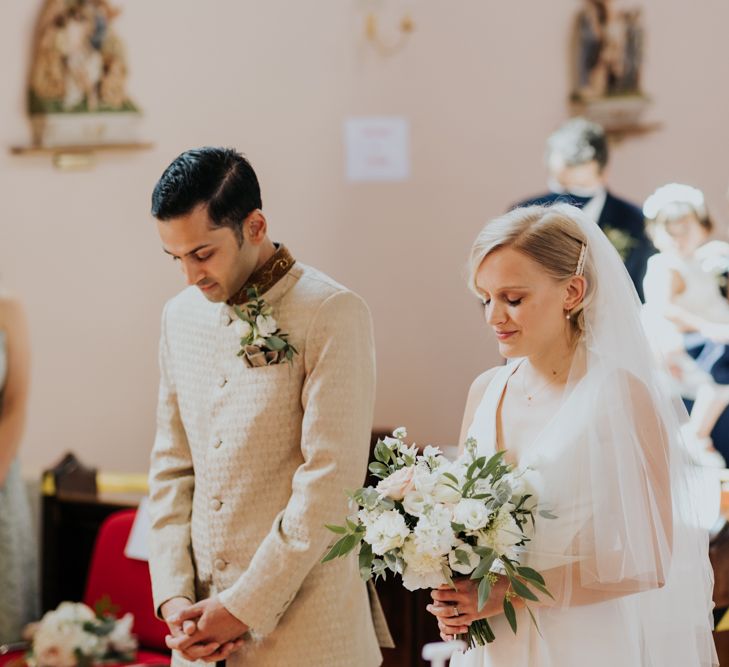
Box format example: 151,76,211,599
148,248,391,667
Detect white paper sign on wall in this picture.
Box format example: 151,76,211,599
344,116,410,182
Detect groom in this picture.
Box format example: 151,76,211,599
146,147,391,667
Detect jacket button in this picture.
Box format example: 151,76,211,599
214,558,227,571
211,498,222,511
213,438,222,449
218,376,228,388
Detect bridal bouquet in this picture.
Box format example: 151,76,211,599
323,428,552,648
26,600,137,667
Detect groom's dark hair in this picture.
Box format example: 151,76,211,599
151,147,262,243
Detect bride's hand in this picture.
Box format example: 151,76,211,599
427,576,511,639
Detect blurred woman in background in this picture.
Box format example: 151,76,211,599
0,290,38,642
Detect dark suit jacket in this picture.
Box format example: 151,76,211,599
515,191,656,302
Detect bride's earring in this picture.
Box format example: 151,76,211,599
565,310,571,320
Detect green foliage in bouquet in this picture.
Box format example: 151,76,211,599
322,430,554,649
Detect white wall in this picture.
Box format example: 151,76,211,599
1,0,728,473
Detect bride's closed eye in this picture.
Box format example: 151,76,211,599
482,296,523,307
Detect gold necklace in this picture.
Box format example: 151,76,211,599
520,363,568,405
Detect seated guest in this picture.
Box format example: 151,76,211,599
515,117,655,301
642,183,729,467
0,290,38,642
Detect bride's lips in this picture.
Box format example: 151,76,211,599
494,330,518,341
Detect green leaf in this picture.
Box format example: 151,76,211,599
516,566,546,586
473,546,496,558
321,533,359,563
454,549,471,567
368,462,389,477
441,563,455,589
324,523,347,534
539,509,558,520
509,576,540,602
477,576,492,611
466,456,487,480
471,552,496,580
441,472,459,484
503,598,517,633
525,604,544,638
266,335,287,351
358,541,374,576
374,441,392,464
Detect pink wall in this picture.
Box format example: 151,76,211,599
1,0,728,473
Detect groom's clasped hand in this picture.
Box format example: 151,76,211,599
162,596,248,662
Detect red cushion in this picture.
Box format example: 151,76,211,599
83,509,169,653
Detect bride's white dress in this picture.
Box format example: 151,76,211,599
450,359,711,667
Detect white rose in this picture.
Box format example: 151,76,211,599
401,537,448,591
402,490,431,517
453,498,490,531
448,541,480,575
255,314,278,337
376,466,416,501
412,463,438,495
235,319,253,340
432,482,461,505
365,509,410,555
392,426,408,439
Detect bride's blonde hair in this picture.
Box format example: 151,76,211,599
468,204,594,336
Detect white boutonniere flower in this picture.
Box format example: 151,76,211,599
233,287,298,367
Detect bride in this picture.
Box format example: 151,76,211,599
426,204,717,666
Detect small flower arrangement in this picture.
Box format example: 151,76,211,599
25,599,137,667
323,428,553,649
233,288,298,367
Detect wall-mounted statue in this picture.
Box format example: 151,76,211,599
571,0,653,135
27,0,141,147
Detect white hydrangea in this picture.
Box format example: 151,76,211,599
413,505,457,557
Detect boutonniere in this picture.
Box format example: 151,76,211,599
603,226,637,261
233,288,298,367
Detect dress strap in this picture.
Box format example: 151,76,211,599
466,360,522,456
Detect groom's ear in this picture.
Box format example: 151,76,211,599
243,210,267,245
563,275,587,310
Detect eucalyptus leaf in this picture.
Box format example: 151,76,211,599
477,576,492,611
503,598,518,634
509,576,540,602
